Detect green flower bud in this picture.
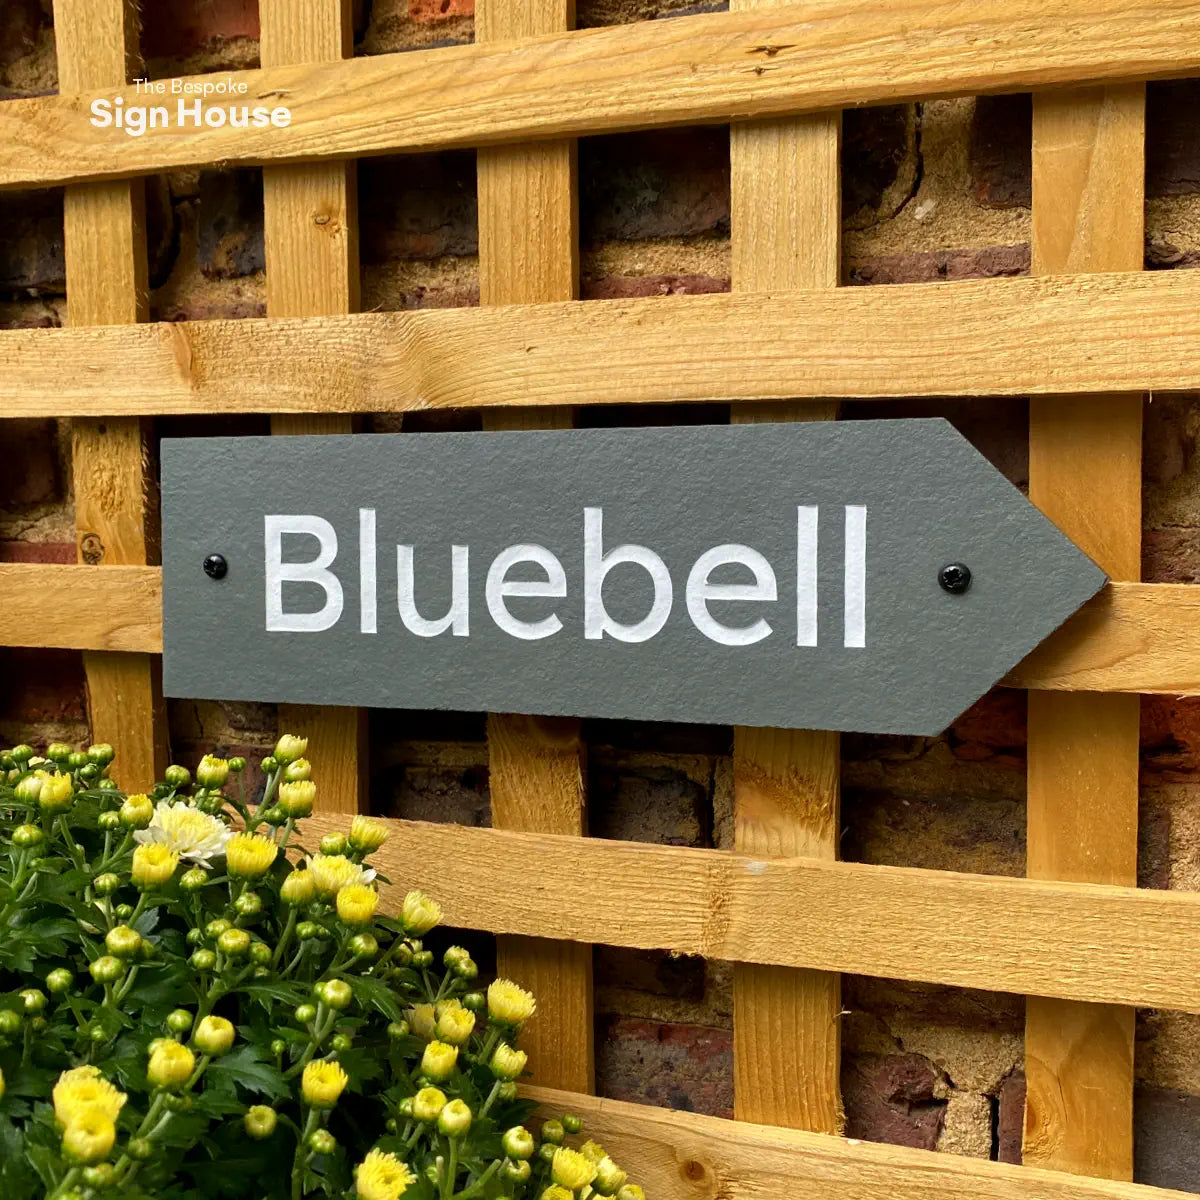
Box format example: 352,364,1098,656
307,1128,336,1155
88,956,124,984
195,1015,235,1056
502,1126,536,1160
14,775,42,804
19,989,45,1014
127,1137,153,1161
259,756,278,774
119,794,154,830
387,1021,409,1041
538,1143,557,1165
438,1098,473,1137
244,1105,277,1139
297,921,321,941
139,938,157,961
615,1187,646,1200
114,904,134,920
497,1082,519,1101
270,1038,286,1057
196,755,230,788
397,1097,414,1118
249,941,272,966
38,773,74,814
46,743,73,762
443,945,469,969
163,1091,193,1112
180,868,209,892
87,743,115,766
205,919,232,940
105,925,142,958
541,1119,565,1146
98,779,119,792
294,1004,317,1026
10,745,34,763
198,792,227,816
412,950,434,969
386,1117,397,1133
330,1034,352,1053
190,949,217,972
82,1163,115,1189
11,824,43,848
217,928,251,957
593,1158,628,1196
490,1043,528,1082
234,891,262,916
561,1114,583,1135
347,933,378,960
0,1010,19,1036
252,965,270,979
97,810,121,830
319,979,352,1011
283,758,312,782
78,763,101,783
88,1024,107,1044
273,735,308,765
67,752,87,769
186,928,204,946
167,1009,194,1034
412,1086,447,1123
452,957,478,981
46,969,73,994
228,756,247,772
259,804,286,826
319,833,347,856
164,764,192,788
503,1161,532,1184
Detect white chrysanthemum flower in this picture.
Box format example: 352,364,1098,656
133,800,231,867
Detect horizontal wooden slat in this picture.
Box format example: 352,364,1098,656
0,564,162,653
4,572,1200,695
3,0,1200,189
300,815,1200,1012
525,1085,1196,1200
5,270,1200,418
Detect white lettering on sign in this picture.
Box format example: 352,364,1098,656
263,506,867,647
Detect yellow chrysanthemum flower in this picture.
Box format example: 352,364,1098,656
302,1059,349,1108
305,854,375,898
226,832,279,879
0,1066,5,1103
131,842,179,889
61,1109,116,1164
274,734,308,764
435,1005,475,1047
406,1003,436,1041
348,815,389,854
541,1188,574,1200
579,1140,607,1164
487,979,536,1027
336,883,379,927
280,868,316,905
52,1067,127,1128
278,780,317,817
551,1147,598,1192
400,890,441,936
355,1148,415,1200
420,1041,458,1082
147,1040,196,1089
135,800,230,867
489,1043,528,1081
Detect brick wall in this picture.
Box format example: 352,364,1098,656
2,1,1200,1184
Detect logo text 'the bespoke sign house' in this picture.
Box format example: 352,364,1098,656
161,421,1105,736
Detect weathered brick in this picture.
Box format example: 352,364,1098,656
197,170,265,279
141,0,260,61
408,0,475,21
582,273,729,300
0,649,87,728
0,0,44,72
374,764,491,826
359,154,478,261
0,541,74,564
1135,1087,1200,1189
847,244,1030,285
968,96,1032,209
589,762,709,846
843,105,913,217
0,419,61,507
1147,82,1200,198
594,947,706,1001
1144,527,1200,584
0,188,63,295
995,1070,1025,1164
842,1053,946,1149
596,1017,733,1117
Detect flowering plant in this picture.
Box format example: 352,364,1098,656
0,737,643,1200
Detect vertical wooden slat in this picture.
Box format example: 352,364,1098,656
1023,84,1145,1180
477,0,592,1094
58,0,166,791
262,0,366,816
729,92,844,1129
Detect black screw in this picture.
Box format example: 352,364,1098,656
938,562,972,594
203,554,228,581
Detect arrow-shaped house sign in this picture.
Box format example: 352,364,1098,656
161,420,1105,736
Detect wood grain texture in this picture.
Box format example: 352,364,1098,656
477,0,591,1093
524,1084,1200,1200
299,816,1200,1013
11,270,1200,417
729,62,842,1133
261,0,366,818
57,0,164,792
6,0,1200,188
1023,84,1145,1181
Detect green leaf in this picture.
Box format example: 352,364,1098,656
348,975,404,1023
205,1044,289,1100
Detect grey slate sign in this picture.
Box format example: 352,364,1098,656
161,421,1105,736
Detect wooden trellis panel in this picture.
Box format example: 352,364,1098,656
728,41,843,1129
1024,84,1145,1180
477,0,594,1095
261,0,366,816
56,0,165,792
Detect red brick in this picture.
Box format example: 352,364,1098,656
1147,82,1200,197
995,1070,1025,1164
0,188,64,294
0,419,62,507
141,0,260,61
1142,696,1200,779
847,244,1030,285
408,0,475,21
582,274,729,300
0,541,74,564
968,96,1032,209
0,649,87,726
843,105,913,217
1144,526,1200,584
0,0,43,72
360,154,477,261
842,1053,946,1150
